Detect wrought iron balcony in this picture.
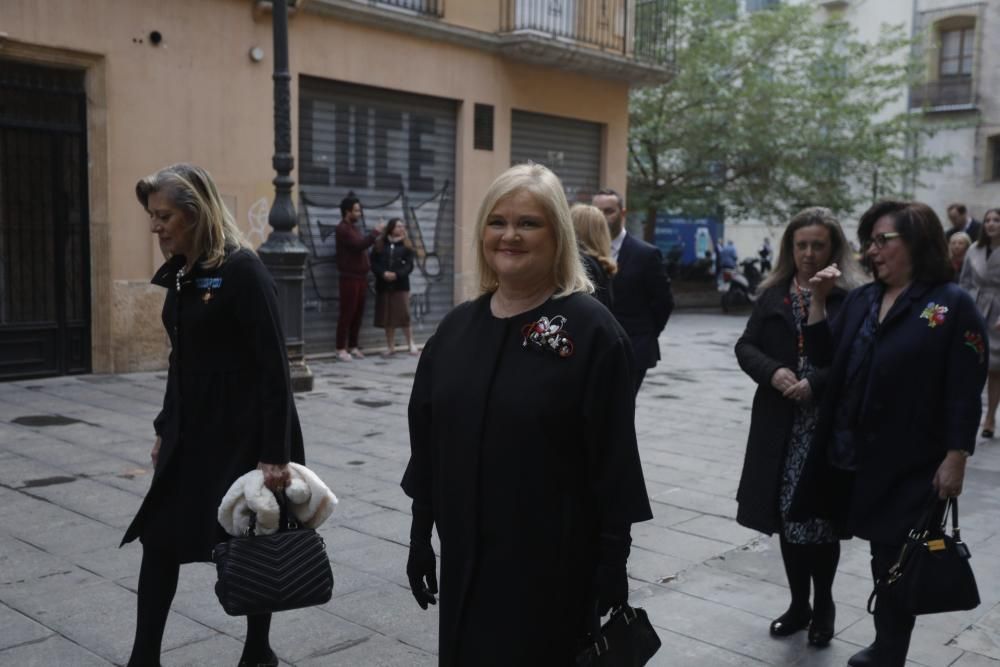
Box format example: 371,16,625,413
910,78,975,111
365,0,442,16
499,0,676,68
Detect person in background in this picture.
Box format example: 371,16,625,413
735,208,863,648
592,188,673,393
946,202,981,242
802,200,986,667
403,164,651,666
759,237,773,273
571,203,617,309
959,208,1000,437
949,231,972,281
721,240,739,270
335,196,384,361
123,163,304,667
371,217,418,356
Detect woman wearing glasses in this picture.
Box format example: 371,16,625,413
959,208,1000,437
801,201,987,667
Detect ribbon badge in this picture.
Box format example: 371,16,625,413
195,277,222,303
521,315,574,358
920,302,948,328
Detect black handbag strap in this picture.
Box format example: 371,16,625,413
940,497,961,540
246,488,296,537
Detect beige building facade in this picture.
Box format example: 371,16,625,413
0,0,673,378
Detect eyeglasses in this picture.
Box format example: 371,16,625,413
863,232,901,250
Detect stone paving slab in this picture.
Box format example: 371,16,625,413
0,313,998,665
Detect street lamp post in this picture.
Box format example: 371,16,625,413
258,0,314,392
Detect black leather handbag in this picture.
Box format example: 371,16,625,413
868,497,980,617
212,491,334,616
576,604,661,667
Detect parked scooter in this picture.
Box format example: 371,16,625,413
720,258,762,312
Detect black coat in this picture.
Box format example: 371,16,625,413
121,248,305,563
611,233,674,370
793,281,987,544
581,251,614,310
734,282,845,535
371,240,415,293
402,292,652,666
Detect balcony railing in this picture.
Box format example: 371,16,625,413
499,0,676,66
910,78,974,110
351,0,442,17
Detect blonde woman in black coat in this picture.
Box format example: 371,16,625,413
122,164,304,667
735,208,862,648
571,203,617,309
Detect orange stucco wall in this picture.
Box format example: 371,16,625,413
2,0,631,371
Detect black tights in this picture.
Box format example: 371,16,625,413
127,546,273,667
779,536,840,614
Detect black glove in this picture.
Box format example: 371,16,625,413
407,501,438,609
407,541,438,609
594,532,631,616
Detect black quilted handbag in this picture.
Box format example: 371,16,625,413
576,604,661,667
212,490,334,616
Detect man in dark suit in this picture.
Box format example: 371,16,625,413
945,203,981,242
593,188,674,394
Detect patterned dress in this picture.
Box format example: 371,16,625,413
779,286,837,544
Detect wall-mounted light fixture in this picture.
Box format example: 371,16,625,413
249,46,265,62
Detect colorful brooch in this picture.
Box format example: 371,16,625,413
964,331,986,363
521,315,574,358
920,302,948,328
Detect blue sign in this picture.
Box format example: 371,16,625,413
652,215,722,265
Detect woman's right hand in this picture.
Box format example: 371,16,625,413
384,271,397,282
771,367,798,393
807,263,841,302
151,436,161,467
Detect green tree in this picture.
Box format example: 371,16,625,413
629,0,949,234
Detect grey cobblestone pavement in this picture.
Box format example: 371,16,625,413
1,313,998,666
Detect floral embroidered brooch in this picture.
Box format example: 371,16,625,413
920,302,948,328
964,331,985,363
521,315,574,358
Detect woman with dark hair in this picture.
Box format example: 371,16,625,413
960,207,1000,436
735,207,861,647
371,217,418,355
123,164,305,666
802,200,987,667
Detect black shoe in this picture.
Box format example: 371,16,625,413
238,648,278,667
847,645,878,667
982,428,994,439
807,601,835,647
769,605,811,637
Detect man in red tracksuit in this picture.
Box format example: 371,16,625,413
335,196,383,361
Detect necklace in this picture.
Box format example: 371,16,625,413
792,278,811,358
175,265,187,292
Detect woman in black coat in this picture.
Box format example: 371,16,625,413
402,164,652,666
802,200,987,667
121,164,305,667
735,207,861,647
370,217,417,355
570,203,617,310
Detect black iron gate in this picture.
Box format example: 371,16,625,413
0,60,91,380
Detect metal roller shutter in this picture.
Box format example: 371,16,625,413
298,78,457,354
510,110,602,204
